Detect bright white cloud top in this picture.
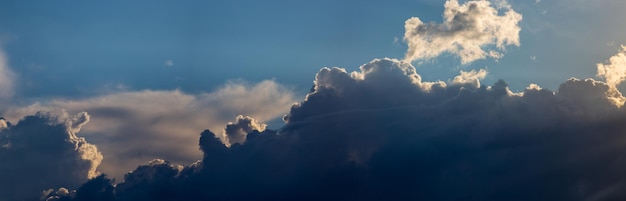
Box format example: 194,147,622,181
597,46,626,88
404,0,522,64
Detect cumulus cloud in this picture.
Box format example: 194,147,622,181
49,58,626,201
222,115,267,146
452,68,488,88
597,45,626,88
0,111,102,201
404,0,522,64
2,80,295,180
14,1,626,200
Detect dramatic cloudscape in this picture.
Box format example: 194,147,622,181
2,0,626,200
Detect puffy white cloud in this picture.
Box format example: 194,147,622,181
0,111,102,201
452,69,488,88
597,45,626,89
404,0,522,64
2,80,295,180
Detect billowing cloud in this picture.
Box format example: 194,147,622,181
0,111,102,201
404,0,522,64
2,80,295,180
452,68,488,88
0,49,15,102
49,58,626,201
597,45,626,88
222,115,267,146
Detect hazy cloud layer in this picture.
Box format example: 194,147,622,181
47,58,626,201
0,50,15,102
404,0,522,64
0,111,101,201
3,80,295,180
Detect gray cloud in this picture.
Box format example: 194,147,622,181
3,80,295,181
0,111,102,201
47,58,626,201
222,115,267,146
404,0,522,64
11,1,626,200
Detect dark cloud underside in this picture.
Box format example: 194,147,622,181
46,58,626,201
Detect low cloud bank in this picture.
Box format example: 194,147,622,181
44,58,626,201
3,80,295,181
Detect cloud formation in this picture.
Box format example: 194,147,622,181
46,58,626,201
597,45,626,88
8,1,626,200
222,115,267,146
3,80,295,180
0,111,101,201
404,0,522,64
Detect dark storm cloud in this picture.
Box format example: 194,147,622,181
0,111,102,201
49,58,626,201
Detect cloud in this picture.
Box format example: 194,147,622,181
2,80,295,181
452,68,488,88
222,115,267,146
404,0,522,64
49,58,626,201
165,59,174,67
597,45,626,89
0,111,102,201
12,1,626,200
0,49,16,102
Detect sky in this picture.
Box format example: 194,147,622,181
3,0,626,200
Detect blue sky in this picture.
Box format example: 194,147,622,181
0,0,421,98
2,0,624,101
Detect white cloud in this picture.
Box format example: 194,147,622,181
452,68,488,88
2,80,296,180
403,0,522,64
597,45,626,89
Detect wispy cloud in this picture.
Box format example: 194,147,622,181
165,59,174,67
